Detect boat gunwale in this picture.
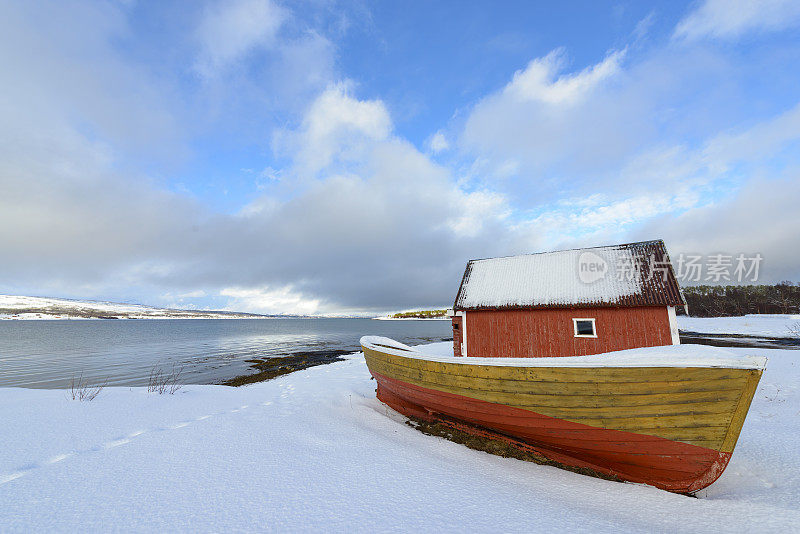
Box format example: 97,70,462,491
368,350,754,387
360,336,767,371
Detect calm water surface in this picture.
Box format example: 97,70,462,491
0,319,451,388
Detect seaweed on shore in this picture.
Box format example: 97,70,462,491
405,417,623,485
222,349,351,386
680,331,800,349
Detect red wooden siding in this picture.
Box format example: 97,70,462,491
452,316,463,357
463,306,672,358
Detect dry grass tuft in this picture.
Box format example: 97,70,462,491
148,364,184,394
788,322,800,338
69,373,106,401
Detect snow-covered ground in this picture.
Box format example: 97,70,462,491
0,295,267,320
1,341,799,532
678,314,800,338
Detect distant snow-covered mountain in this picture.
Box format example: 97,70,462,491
0,295,273,320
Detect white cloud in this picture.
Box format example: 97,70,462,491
257,166,283,187
158,290,208,309
674,0,800,41
271,31,336,102
194,0,287,77
220,286,321,315
518,190,702,248
286,83,393,175
636,174,800,283
461,46,646,182
0,2,182,158
446,191,510,237
519,100,800,248
458,32,800,212
191,1,336,119
702,101,800,167
222,86,518,310
305,84,391,142
428,131,449,153
0,64,517,312
3,2,800,312
178,290,207,299
632,11,657,42
0,0,195,295
503,48,626,105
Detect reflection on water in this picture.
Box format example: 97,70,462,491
0,318,452,388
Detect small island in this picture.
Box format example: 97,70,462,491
386,309,448,319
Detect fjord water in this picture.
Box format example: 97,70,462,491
0,319,451,388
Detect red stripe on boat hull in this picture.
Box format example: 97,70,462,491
371,370,731,493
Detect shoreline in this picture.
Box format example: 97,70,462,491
0,314,286,321
372,316,449,321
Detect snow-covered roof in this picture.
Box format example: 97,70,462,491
454,240,685,310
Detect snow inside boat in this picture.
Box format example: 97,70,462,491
361,335,766,494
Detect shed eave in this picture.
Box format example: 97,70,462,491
454,301,685,312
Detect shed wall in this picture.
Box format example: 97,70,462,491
462,306,672,358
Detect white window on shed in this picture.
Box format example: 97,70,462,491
573,318,597,338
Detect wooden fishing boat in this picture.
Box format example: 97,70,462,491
361,335,766,494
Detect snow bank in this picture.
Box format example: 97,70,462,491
0,295,262,320
678,314,800,338
1,344,799,532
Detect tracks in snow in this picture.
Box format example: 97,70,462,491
0,389,295,487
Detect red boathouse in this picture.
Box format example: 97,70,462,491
448,240,686,358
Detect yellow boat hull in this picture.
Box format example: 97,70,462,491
362,337,764,493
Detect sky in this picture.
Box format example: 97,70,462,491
1,0,800,315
